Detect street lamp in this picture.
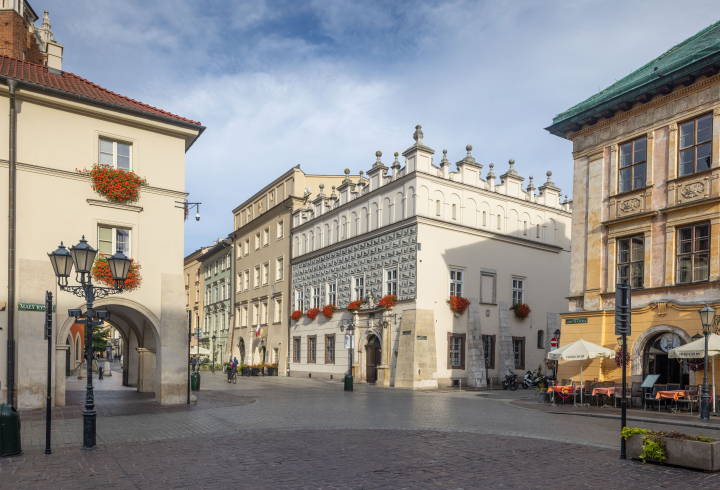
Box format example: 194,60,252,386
553,328,561,381
211,334,217,373
699,304,716,421
48,237,131,450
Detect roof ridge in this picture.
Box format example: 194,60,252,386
0,54,201,126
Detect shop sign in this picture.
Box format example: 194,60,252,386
18,303,56,312
416,335,427,340
565,317,587,324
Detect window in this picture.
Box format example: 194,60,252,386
221,312,226,331
221,256,226,270
312,286,321,309
385,268,398,296
205,314,210,333
277,220,284,239
327,282,337,305
618,137,647,192
99,138,131,170
244,269,250,291
254,266,260,288
263,228,269,246
483,335,495,369
452,204,457,220
276,257,284,281
308,336,317,363
293,337,301,362
448,334,465,369
436,200,441,216
255,233,260,250
241,306,248,327
536,224,540,239
295,289,304,311
262,301,268,324
353,276,364,301
262,262,269,285
274,298,282,323
679,113,712,177
214,261,218,275
98,225,130,256
480,271,496,304
221,283,226,301
482,211,487,226
512,277,525,306
497,214,502,230
523,221,527,236
617,236,644,288
325,334,335,363
677,223,710,284
537,330,545,349
513,337,525,370
237,273,242,292
449,269,463,297
244,239,250,256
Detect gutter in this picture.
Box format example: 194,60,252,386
0,76,206,151
6,78,17,407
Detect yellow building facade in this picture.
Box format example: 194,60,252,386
546,21,720,387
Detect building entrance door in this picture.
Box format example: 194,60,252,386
366,336,381,384
644,332,688,387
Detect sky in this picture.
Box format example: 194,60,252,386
41,0,720,255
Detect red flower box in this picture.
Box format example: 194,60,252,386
291,310,303,322
322,304,337,319
92,254,142,291
378,294,397,309
446,296,470,315
511,303,531,320
306,308,320,320
77,164,148,204
347,299,365,312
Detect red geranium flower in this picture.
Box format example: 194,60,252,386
77,164,148,204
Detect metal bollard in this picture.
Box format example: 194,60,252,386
458,379,462,391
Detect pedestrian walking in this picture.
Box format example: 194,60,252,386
190,356,197,372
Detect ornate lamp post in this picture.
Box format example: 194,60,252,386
699,304,716,421
48,237,131,449
211,334,217,373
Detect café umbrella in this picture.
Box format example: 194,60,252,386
547,339,616,404
669,333,720,412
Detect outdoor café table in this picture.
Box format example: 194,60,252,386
655,390,685,401
547,385,575,395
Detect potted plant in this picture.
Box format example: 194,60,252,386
378,294,397,309
347,299,365,312
77,164,148,204
291,310,303,322
446,296,470,315
535,364,548,402
511,303,531,320
307,308,320,320
322,304,337,319
623,428,720,471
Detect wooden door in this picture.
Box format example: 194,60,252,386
366,336,380,384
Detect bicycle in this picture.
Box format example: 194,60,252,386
227,368,237,384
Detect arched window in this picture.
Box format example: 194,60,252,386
537,330,545,349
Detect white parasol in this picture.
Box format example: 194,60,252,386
548,339,616,404
669,333,720,412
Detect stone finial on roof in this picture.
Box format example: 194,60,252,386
392,152,401,170
499,158,523,182
358,170,366,189
507,159,517,176
318,183,326,198
413,125,423,145
440,149,449,168
330,185,337,200
526,175,536,194
342,168,352,185
456,144,481,168
539,170,561,192
373,150,383,168
487,163,496,181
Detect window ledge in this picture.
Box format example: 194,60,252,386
87,199,143,213
667,167,714,185
610,185,652,200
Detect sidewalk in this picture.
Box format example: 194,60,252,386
510,396,720,432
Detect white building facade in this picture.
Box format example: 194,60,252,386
289,126,572,388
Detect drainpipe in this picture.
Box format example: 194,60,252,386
7,78,18,407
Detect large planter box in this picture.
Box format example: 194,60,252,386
627,434,720,472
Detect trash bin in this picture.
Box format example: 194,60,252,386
0,404,22,457
191,372,201,391
344,373,353,392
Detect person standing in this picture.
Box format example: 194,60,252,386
190,356,197,372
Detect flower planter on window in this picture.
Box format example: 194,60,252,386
378,294,397,309
511,303,531,320
92,255,142,290
306,308,320,320
77,164,147,204
447,296,470,315
322,305,337,319
347,300,365,312
291,310,303,322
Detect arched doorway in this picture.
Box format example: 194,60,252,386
365,335,381,384
644,332,688,386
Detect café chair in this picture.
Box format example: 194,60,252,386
630,382,643,408
613,382,628,408
666,383,680,391
644,384,666,411
677,385,700,414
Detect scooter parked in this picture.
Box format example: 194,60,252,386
521,370,547,389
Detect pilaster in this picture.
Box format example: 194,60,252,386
668,123,678,181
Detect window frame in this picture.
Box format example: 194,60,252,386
352,275,365,301
512,336,525,370
262,262,269,286
327,281,337,306
537,330,545,349
312,285,322,309
308,335,317,364
295,289,304,311
617,235,645,289
480,271,497,305
293,336,301,362
676,222,710,284
447,333,466,370
99,138,132,171
483,335,495,369
263,227,270,247
618,136,647,193
449,268,464,297
273,298,282,324
276,256,284,282
277,220,284,239
97,224,131,257
512,277,525,306
325,334,335,364
244,269,250,291
385,268,398,296
678,113,713,177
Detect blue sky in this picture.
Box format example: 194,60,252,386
41,0,720,254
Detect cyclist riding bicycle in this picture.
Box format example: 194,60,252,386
226,361,235,383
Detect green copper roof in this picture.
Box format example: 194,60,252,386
548,19,720,136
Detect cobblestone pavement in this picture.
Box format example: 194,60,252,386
3,373,720,488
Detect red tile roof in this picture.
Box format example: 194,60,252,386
0,55,201,126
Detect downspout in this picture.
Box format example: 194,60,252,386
7,78,18,407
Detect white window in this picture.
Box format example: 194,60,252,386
214,260,218,274
244,269,250,290
512,278,525,306
312,286,321,309
277,220,284,239
221,283,226,300
205,314,210,333
221,312,226,331
254,266,260,288
353,276,364,301
449,269,463,297
276,257,284,281
98,225,130,256
327,282,336,305
255,232,260,250
385,268,398,296
237,273,242,292
99,138,131,171
263,228,269,246
452,204,457,220
483,211,487,226
241,306,248,327
244,239,250,256
262,262,269,285
449,336,462,367
213,285,218,302
295,289,304,311
262,301,268,324
274,298,282,323
436,200,441,216
221,256,225,270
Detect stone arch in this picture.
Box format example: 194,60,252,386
340,215,347,240
630,324,693,382
394,191,404,222
350,211,358,238
360,207,368,234
382,197,392,226
371,202,379,230
356,326,383,383
464,198,477,228
432,189,445,218
417,186,429,217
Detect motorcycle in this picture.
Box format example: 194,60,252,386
501,372,518,391
522,370,545,389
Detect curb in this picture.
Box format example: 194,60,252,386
507,400,720,432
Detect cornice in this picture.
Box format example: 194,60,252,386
602,211,657,227
86,199,143,213
567,73,720,141
659,196,720,214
